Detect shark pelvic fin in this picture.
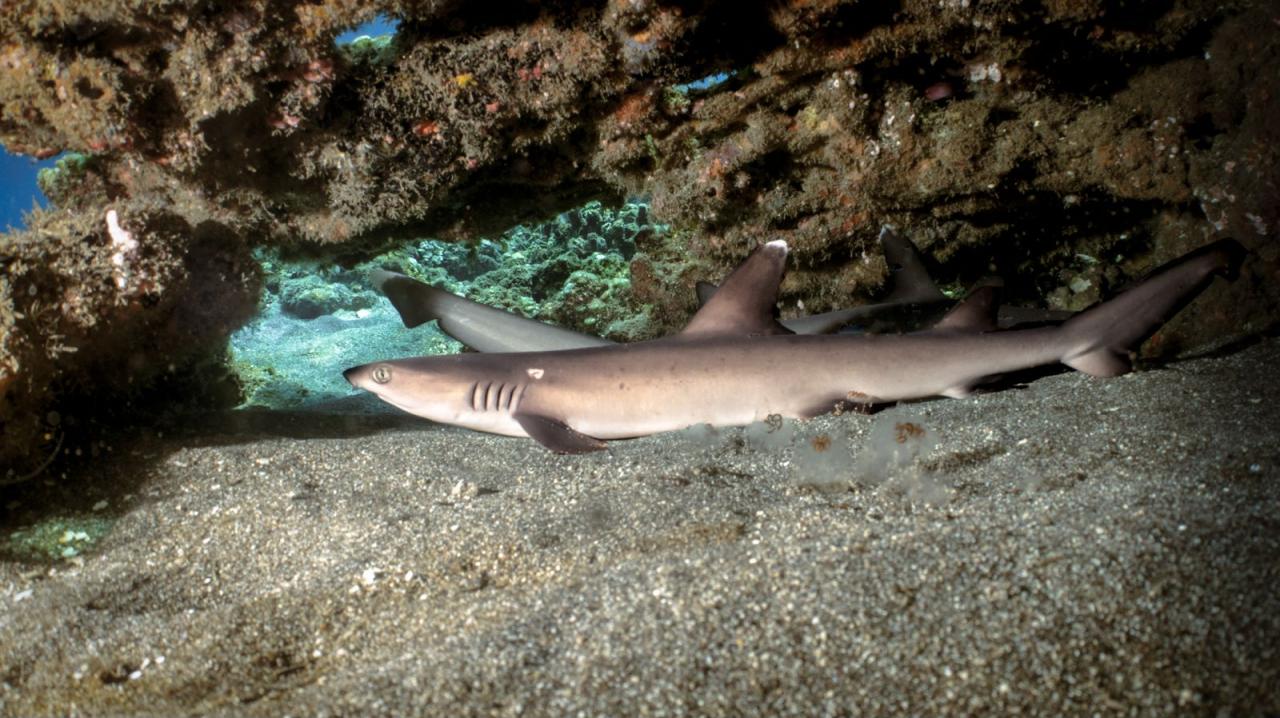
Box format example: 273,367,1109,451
880,226,947,304
680,240,794,338
932,282,1001,333
513,413,607,454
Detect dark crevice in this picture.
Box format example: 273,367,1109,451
128,79,184,160
397,0,545,40
195,104,328,206
677,3,786,82
812,1,903,47
939,194,1169,299
987,107,1018,127
1185,112,1222,150
1017,7,1226,98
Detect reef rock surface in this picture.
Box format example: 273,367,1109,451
1,0,1277,472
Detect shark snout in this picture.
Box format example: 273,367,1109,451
342,366,360,387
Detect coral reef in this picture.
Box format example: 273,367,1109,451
1,204,259,482
458,199,658,340
225,199,657,409
278,274,377,320
2,0,1278,472
265,197,656,333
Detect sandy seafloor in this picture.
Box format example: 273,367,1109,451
1,339,1278,717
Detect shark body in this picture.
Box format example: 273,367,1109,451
373,227,1067,352
372,269,613,352
345,239,1243,453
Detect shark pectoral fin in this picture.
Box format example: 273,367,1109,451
513,413,607,454
941,384,976,399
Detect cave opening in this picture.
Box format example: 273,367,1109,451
228,198,665,409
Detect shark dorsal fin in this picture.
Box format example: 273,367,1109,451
680,240,794,338
932,281,1001,332
880,226,947,304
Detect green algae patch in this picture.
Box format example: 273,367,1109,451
5,516,114,562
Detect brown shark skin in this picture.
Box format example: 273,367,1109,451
344,240,1243,453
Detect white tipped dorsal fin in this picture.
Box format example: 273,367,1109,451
880,226,947,304
680,240,794,338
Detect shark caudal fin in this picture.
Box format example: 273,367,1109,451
371,269,612,352
372,269,451,329
680,240,794,338
1059,239,1246,377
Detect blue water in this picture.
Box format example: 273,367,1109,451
0,145,57,232
675,72,734,93
336,14,398,44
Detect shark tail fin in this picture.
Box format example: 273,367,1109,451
371,269,453,329
1060,239,1246,377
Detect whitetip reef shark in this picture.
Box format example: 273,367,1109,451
345,238,1244,453
372,227,1070,353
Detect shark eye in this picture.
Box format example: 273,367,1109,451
372,365,393,384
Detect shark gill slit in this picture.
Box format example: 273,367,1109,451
468,381,485,412
509,383,527,413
